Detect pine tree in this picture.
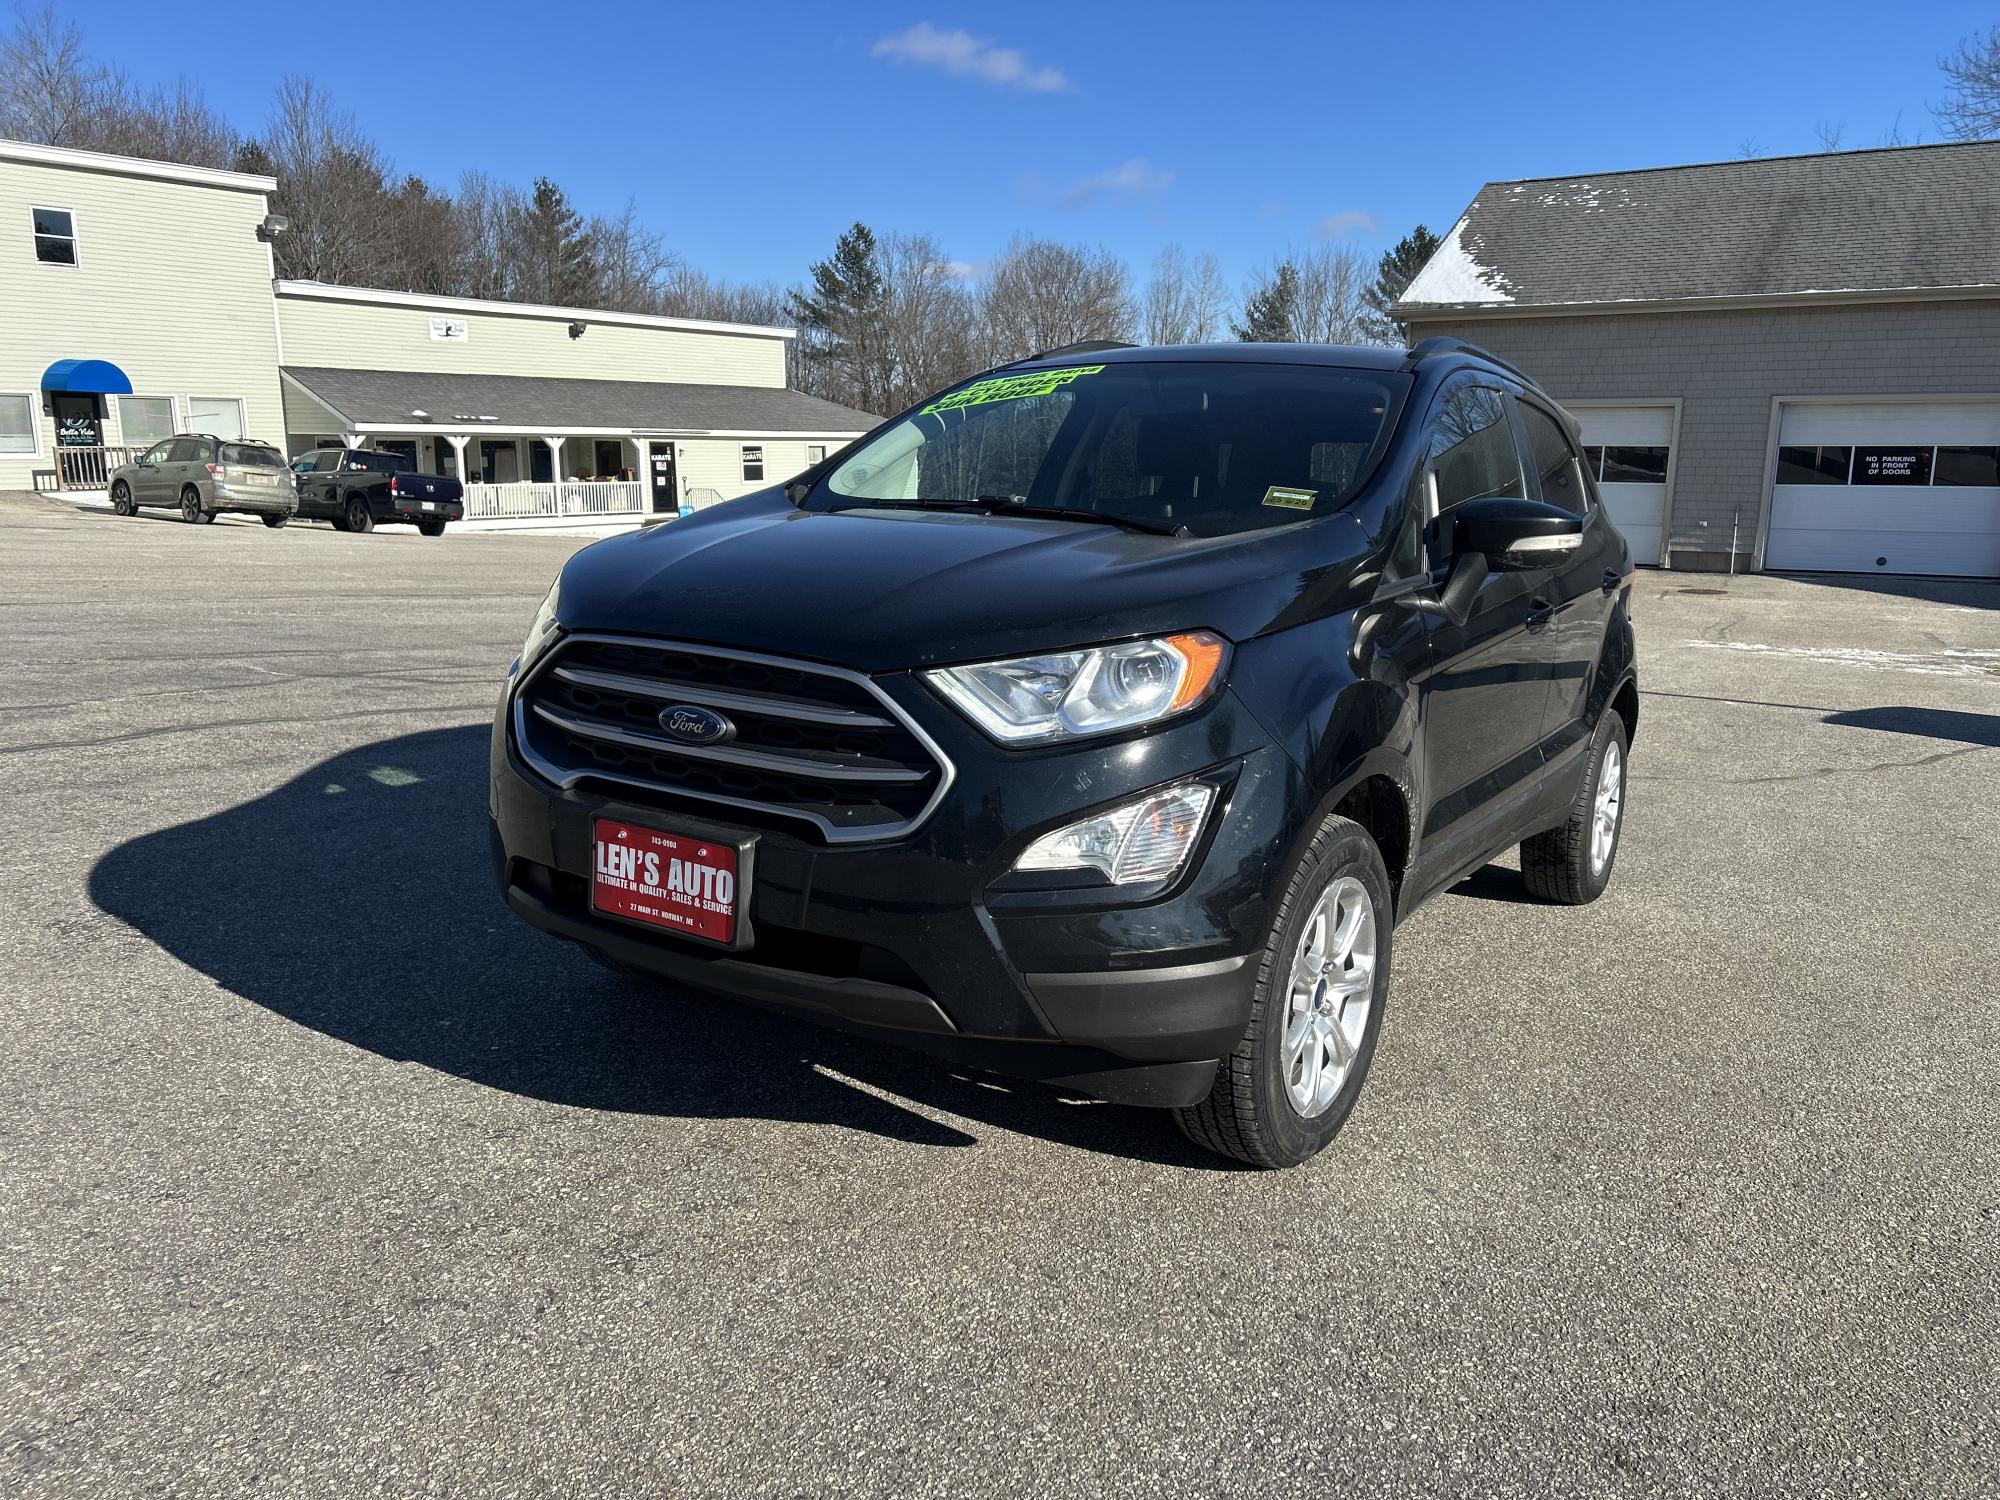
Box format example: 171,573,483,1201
1360,224,1442,344
787,223,889,412
510,176,601,306
1233,262,1300,342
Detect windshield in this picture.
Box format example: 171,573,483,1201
815,361,1409,537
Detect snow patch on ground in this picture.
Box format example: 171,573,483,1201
1401,213,1513,305
1680,640,2000,679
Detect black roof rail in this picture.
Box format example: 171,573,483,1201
1403,336,1534,385
1006,339,1137,368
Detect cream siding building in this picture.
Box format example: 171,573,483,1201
0,140,283,490
272,282,875,514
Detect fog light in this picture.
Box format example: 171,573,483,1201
1013,783,1216,886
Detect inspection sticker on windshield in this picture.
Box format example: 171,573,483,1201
1261,485,1317,511
921,365,1105,415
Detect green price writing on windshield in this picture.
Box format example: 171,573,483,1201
921,365,1105,415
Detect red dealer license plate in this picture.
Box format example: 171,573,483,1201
590,818,742,945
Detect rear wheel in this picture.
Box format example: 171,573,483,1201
1521,709,1628,905
417,520,446,537
343,495,373,534
262,513,289,529
110,481,133,516
1173,814,1392,1169
180,488,211,524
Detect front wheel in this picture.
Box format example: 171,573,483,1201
417,520,446,537
1521,709,1628,904
1173,814,1393,1169
344,496,374,534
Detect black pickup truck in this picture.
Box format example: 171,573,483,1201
290,447,466,535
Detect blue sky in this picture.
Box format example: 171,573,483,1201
80,0,1993,290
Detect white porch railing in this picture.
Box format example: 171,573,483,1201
46,444,144,490
463,480,645,520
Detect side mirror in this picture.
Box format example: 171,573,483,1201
1453,495,1584,570
784,453,836,506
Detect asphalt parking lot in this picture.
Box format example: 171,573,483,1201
2,492,1995,1499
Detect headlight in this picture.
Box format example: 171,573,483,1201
517,576,561,674
924,631,1226,744
1014,782,1217,885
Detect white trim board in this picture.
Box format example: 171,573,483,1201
274,280,796,341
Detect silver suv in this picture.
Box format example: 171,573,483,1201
108,435,298,527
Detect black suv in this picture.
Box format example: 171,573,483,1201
489,339,1636,1167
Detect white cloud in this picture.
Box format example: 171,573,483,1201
871,23,1072,92
1314,209,1383,238
941,259,984,281
1065,158,1174,206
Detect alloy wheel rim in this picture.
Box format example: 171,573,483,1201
1591,742,1623,876
1282,875,1376,1119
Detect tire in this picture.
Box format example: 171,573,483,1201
417,520,446,537
110,481,133,516
1173,814,1394,1169
1521,709,1628,905
343,495,374,534
262,513,290,529
180,488,212,524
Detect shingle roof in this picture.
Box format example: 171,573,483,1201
1396,141,2000,313
281,367,879,433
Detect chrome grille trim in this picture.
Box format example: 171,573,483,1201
528,702,930,784
511,633,957,844
549,663,894,728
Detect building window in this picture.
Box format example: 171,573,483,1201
0,393,38,455
115,396,177,449
1850,447,1933,485
1775,445,1853,485
1933,446,2000,487
32,207,77,265
185,396,246,442
1599,446,1669,484
806,443,827,466
742,444,765,482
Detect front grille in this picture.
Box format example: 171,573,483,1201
513,635,954,843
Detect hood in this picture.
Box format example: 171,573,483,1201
555,490,1374,673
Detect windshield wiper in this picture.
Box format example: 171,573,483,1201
974,497,1188,538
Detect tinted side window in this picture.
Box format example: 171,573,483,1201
1428,386,1523,510
166,438,202,463
1518,402,1589,515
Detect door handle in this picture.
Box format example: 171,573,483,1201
1601,570,1620,595
1526,598,1554,629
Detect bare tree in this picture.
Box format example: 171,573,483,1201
259,76,394,284
878,231,980,408
1813,120,1846,152
1937,26,2000,140
450,171,523,300
1142,244,1230,344
0,4,98,145
1738,138,1764,159
979,235,1133,363
1291,243,1373,345
588,203,679,312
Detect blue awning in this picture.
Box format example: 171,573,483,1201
41,358,133,395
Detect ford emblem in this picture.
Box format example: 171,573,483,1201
658,704,735,745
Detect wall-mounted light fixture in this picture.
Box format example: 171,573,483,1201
568,321,587,340
256,213,290,243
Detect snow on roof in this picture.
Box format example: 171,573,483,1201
1400,213,1513,306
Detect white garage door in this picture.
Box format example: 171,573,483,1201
1574,406,1673,565
1767,402,2000,577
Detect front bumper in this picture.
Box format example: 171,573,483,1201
489,667,1304,1107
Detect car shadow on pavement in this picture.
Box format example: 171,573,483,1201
87,725,1226,1168
1822,705,2000,748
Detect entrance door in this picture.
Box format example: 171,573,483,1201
1573,405,1674,566
1766,402,2000,577
52,393,102,486
648,441,679,512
